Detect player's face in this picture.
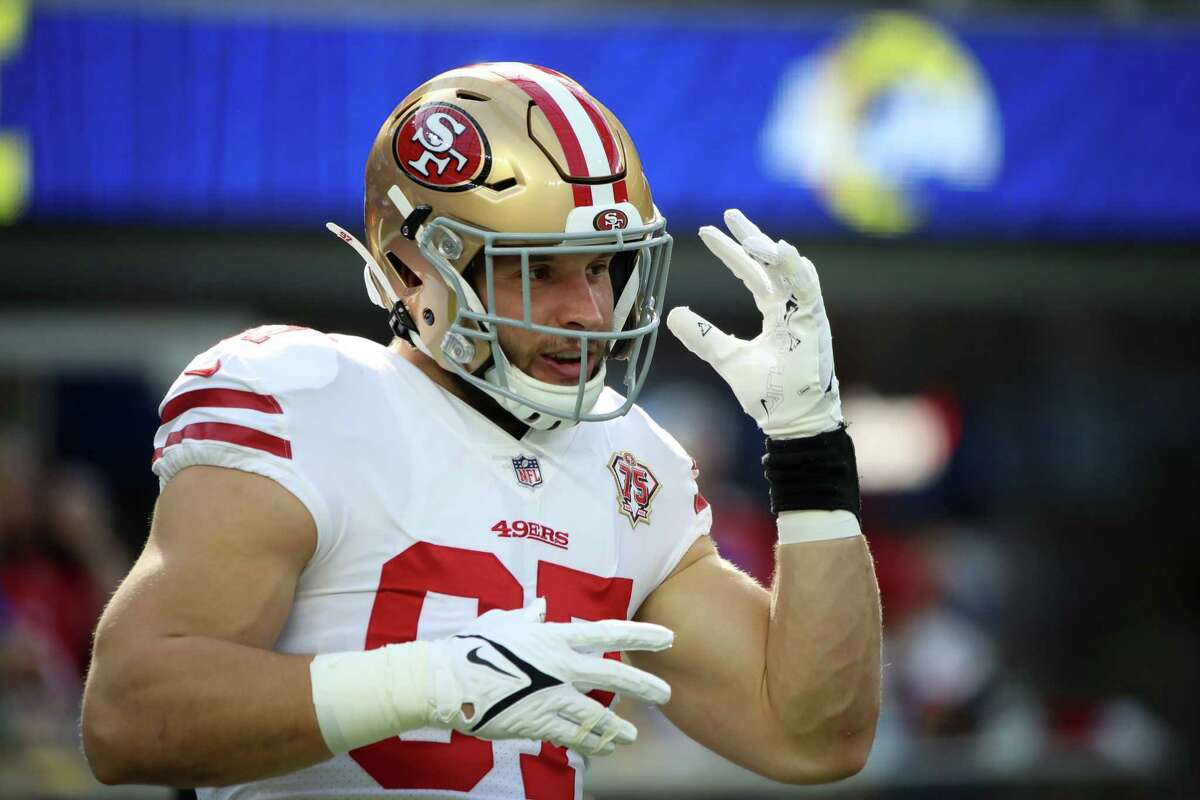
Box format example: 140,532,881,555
480,252,615,385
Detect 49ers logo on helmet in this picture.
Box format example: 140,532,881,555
593,208,630,231
393,102,491,192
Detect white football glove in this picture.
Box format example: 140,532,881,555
424,598,673,757
667,209,843,440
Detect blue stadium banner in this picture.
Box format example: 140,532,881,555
2,3,1198,238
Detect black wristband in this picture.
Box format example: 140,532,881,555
762,426,862,521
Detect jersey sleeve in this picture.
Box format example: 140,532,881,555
648,453,710,592
644,420,713,591
151,326,341,551
612,400,714,614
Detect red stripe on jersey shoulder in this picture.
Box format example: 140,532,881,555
160,388,283,425
152,422,292,465
184,358,221,378
694,492,710,514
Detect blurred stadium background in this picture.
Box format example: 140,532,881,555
2,0,1198,797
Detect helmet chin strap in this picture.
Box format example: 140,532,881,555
484,351,608,432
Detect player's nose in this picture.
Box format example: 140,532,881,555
554,270,608,332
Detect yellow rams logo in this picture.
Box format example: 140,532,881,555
760,13,1002,235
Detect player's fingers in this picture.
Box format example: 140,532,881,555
556,694,637,747
471,596,544,629
666,307,740,369
551,619,673,654
568,654,672,706
724,210,781,269
699,225,772,300
742,234,780,268
775,241,821,304
723,208,767,246
540,716,623,757
521,596,547,624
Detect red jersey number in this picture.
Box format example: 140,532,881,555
349,543,517,791
522,562,634,798
350,543,634,799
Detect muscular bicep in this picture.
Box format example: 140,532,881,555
98,465,317,650
629,536,790,775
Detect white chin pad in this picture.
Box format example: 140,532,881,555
484,357,607,430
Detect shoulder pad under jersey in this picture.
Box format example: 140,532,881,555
597,389,694,466
152,325,341,544
171,325,340,398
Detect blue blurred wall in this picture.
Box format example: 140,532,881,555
2,5,1199,238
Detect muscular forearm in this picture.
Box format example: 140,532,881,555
664,212,880,780
82,635,330,787
765,533,881,770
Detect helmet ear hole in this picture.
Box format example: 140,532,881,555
485,177,518,192
385,251,423,289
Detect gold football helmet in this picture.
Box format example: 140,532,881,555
328,62,672,430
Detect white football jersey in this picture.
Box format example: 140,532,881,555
151,326,712,800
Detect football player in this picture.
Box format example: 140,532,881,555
82,63,880,798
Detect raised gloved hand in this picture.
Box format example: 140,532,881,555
667,209,843,440
425,598,673,756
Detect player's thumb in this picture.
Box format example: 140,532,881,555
666,307,736,368
522,596,547,624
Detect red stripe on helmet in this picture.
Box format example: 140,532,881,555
531,64,571,81
612,179,629,204
500,74,593,207
152,422,293,464
553,76,621,174
571,181,592,207
530,66,629,206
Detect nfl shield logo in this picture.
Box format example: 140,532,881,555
512,455,543,489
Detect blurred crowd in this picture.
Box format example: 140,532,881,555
0,431,128,778
632,380,1178,787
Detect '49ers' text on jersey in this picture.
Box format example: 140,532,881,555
151,325,711,800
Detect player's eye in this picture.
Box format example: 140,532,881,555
587,262,610,278
527,265,552,281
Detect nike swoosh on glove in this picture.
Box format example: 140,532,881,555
667,209,843,439
425,598,673,757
